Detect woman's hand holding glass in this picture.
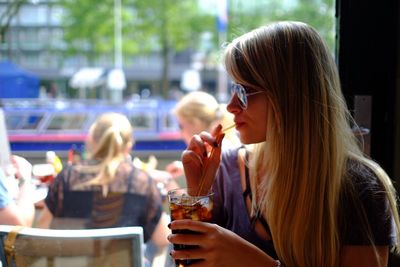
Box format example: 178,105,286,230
168,219,276,267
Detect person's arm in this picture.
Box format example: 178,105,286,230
36,204,53,228
150,212,170,248
0,168,24,225
36,165,67,228
10,155,35,226
142,169,171,249
0,204,26,225
169,220,390,267
165,160,184,178
14,178,35,226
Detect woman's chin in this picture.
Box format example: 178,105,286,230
238,132,265,145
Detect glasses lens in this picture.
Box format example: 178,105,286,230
231,83,247,109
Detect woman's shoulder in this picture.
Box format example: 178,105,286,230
345,160,384,194
341,159,395,245
221,144,243,163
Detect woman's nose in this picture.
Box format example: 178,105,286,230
227,94,241,114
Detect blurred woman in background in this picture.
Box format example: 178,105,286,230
37,112,169,264
165,91,240,179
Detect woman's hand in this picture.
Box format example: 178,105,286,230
168,219,278,267
11,155,32,183
9,155,35,227
181,125,224,195
165,160,184,178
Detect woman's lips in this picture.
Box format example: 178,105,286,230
234,121,245,128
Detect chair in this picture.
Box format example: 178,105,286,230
0,225,144,267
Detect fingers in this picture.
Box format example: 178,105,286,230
198,131,220,149
168,220,218,263
195,124,223,150
169,219,213,233
11,155,32,168
186,134,209,159
211,124,223,137
11,155,32,179
169,232,207,246
184,125,224,160
181,149,204,191
181,125,225,194
170,248,208,265
196,133,224,195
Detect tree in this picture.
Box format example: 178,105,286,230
60,0,127,64
225,0,335,51
0,0,27,58
132,0,214,97
59,0,214,97
59,0,334,98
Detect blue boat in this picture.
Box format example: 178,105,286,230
2,98,186,161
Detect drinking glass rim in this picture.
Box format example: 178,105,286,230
167,187,214,198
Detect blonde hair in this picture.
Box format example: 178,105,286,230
174,91,238,144
224,21,400,267
79,112,133,196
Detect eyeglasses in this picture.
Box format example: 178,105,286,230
230,83,264,109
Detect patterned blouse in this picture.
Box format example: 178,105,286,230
44,158,162,242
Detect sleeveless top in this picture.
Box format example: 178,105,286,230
211,147,278,259
211,147,396,259
45,158,162,242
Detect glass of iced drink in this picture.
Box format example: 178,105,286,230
168,188,213,267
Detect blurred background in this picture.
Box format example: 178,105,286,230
0,0,335,102
0,0,335,165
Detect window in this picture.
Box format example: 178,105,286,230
128,113,155,131
46,113,88,131
19,5,48,26
5,113,45,131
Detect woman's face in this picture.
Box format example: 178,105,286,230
227,85,268,144
177,116,207,144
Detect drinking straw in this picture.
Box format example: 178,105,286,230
196,123,235,196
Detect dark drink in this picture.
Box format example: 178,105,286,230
168,188,213,267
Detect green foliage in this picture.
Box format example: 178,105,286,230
59,0,335,96
133,0,213,51
59,0,213,62
59,0,335,61
60,0,125,61
225,0,335,52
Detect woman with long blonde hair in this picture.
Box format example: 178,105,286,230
38,113,169,261
168,22,400,267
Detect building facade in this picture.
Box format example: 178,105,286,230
0,0,215,100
